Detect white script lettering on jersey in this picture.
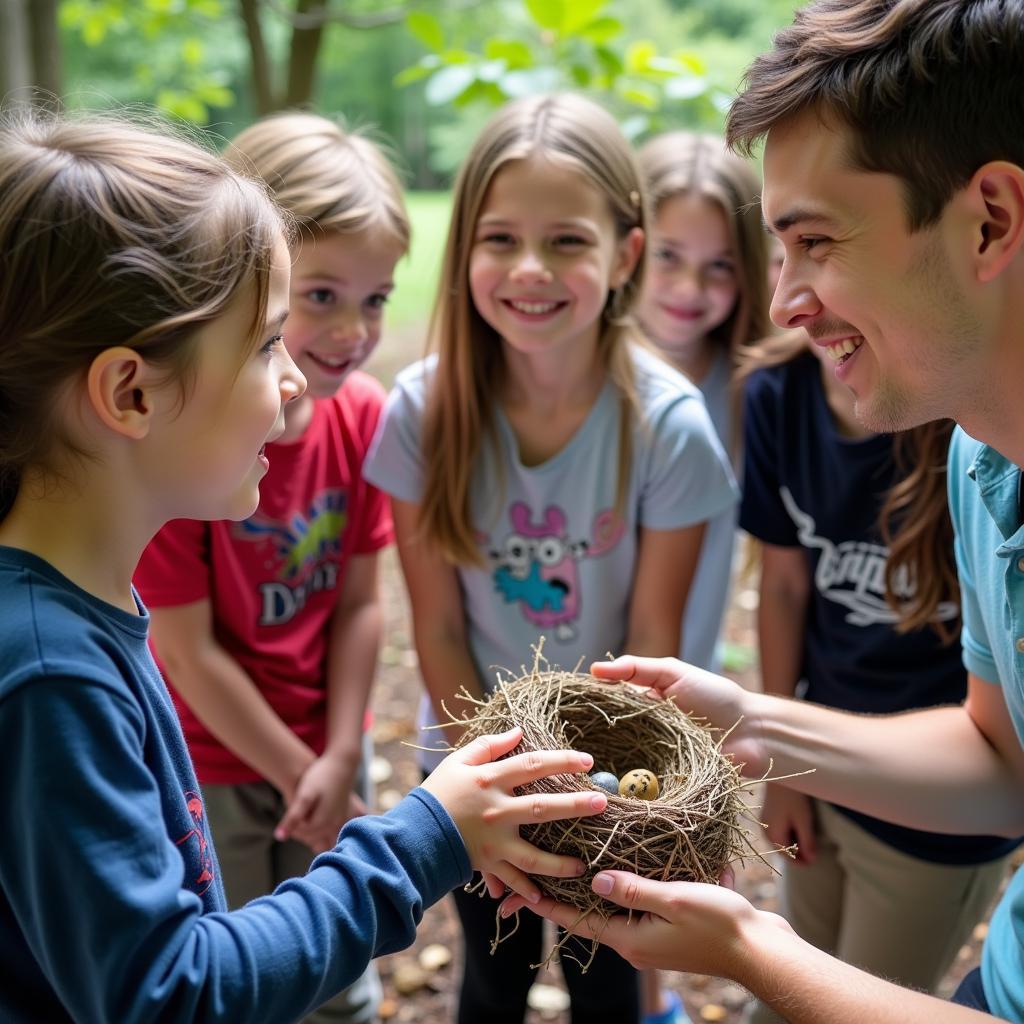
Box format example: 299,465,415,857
778,487,958,627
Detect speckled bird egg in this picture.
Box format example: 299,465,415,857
618,768,659,800
589,771,620,796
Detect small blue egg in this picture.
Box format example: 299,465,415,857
590,771,620,796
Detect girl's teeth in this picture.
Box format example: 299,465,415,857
510,300,558,314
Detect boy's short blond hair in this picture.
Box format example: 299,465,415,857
226,111,409,250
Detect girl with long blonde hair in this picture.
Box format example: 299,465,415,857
365,94,737,1024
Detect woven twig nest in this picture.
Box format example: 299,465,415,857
449,661,762,917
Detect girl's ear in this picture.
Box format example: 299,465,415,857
85,347,157,440
611,227,645,289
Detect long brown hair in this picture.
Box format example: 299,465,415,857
737,330,959,641
419,94,647,566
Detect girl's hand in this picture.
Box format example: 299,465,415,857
501,870,788,980
421,727,607,903
590,656,769,775
761,782,818,864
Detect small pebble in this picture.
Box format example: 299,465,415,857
589,771,620,795
619,768,659,800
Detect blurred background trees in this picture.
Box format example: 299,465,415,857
3,0,798,187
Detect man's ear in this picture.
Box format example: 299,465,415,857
966,161,1024,284
85,347,157,440
611,226,645,289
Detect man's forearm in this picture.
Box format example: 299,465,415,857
748,692,1024,836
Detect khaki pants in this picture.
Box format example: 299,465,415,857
744,801,1011,1024
202,736,381,1024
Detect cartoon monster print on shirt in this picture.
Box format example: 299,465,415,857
490,501,624,641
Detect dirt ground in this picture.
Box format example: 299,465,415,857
360,337,998,1024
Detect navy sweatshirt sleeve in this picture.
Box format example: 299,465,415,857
0,674,469,1024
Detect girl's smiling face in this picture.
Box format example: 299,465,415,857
468,155,641,365
283,228,403,401
638,193,740,362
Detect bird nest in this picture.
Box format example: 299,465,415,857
447,661,765,918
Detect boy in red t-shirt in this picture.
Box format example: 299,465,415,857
135,112,408,1024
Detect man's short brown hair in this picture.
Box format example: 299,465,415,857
726,0,1024,229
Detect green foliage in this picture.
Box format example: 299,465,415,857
60,0,235,123
396,0,732,154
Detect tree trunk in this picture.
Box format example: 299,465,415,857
27,0,61,98
0,0,32,102
284,0,324,108
238,0,276,113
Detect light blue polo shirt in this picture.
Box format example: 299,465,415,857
947,427,1024,1020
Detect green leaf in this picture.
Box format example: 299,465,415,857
525,0,564,31
569,63,591,87
156,89,207,124
672,50,708,76
82,12,109,46
394,62,436,88
595,45,623,80
619,80,660,110
625,40,656,74
424,64,476,105
484,38,533,69
181,38,203,67
453,79,506,108
196,81,234,108
440,48,473,65
406,11,444,52
580,16,622,44
561,0,606,34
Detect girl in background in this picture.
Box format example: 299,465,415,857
365,94,737,1024
135,112,409,1023
636,130,769,671
738,329,1019,1023
634,127,770,1024
0,108,608,1023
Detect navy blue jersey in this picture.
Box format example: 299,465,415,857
740,351,1018,863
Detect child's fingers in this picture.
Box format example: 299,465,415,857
486,861,541,905
500,837,588,879
482,871,508,900
456,727,524,766
490,748,596,789
275,792,315,841
502,789,607,826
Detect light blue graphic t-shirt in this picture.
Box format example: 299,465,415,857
365,345,738,769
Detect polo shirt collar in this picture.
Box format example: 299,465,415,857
967,443,1024,551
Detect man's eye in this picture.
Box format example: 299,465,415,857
799,236,828,252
